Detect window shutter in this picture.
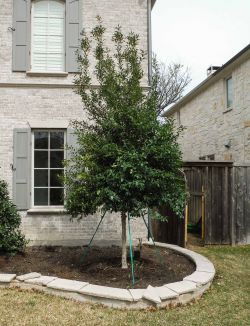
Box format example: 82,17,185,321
66,128,78,160
13,129,31,210
12,0,31,71
66,0,81,73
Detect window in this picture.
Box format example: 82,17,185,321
199,154,215,160
32,130,65,206
31,0,65,72
13,0,80,73
207,154,215,160
226,77,233,108
176,110,181,126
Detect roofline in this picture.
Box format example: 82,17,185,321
163,43,250,117
151,0,157,9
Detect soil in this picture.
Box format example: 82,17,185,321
0,245,195,289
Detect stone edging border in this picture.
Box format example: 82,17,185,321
0,242,215,309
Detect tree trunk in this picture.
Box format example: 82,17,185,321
121,212,128,269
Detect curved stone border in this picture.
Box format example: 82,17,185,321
0,242,215,309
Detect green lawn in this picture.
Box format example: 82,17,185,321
0,245,249,326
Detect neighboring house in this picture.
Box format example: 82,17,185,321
0,0,156,245
165,44,250,163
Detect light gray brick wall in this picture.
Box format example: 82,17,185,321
171,57,250,163
0,0,150,246
0,0,149,86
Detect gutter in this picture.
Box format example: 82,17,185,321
147,0,153,85
151,0,157,9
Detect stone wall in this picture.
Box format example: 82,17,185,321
0,0,150,245
171,57,250,163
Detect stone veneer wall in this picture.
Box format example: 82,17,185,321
0,0,150,245
171,57,250,163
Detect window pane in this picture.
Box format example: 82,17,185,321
50,169,63,187
50,151,64,168
32,0,65,72
34,188,48,206
34,0,49,17
50,188,64,205
34,151,48,168
34,132,48,149
50,131,64,149
34,170,48,187
49,0,65,18
226,77,233,108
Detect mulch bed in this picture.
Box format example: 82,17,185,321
0,245,195,289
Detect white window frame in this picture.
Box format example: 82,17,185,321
225,76,233,110
31,129,66,208
176,110,181,126
31,0,66,73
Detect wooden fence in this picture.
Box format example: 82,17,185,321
152,161,250,246
184,161,233,245
232,163,250,245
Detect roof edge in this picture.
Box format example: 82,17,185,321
151,0,156,9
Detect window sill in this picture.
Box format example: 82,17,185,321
223,108,233,114
27,208,66,215
26,71,69,77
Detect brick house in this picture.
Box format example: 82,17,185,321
0,0,156,245
164,44,250,163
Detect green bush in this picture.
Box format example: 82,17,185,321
0,180,27,254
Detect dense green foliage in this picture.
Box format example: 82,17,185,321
65,18,186,219
0,180,27,254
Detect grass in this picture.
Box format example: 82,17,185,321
0,245,249,326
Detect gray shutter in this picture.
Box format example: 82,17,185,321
66,128,78,160
66,0,81,73
12,0,31,71
13,129,31,210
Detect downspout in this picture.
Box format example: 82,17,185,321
147,0,153,85
147,0,153,240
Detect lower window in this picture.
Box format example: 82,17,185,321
32,130,65,206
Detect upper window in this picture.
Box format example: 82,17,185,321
13,0,80,73
32,130,65,207
31,0,65,72
226,77,233,109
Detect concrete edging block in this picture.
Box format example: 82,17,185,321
78,284,133,302
184,271,215,285
47,278,89,292
17,272,41,282
0,274,16,283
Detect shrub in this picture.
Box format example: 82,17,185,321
0,180,27,254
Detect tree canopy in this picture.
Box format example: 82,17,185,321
152,55,191,116
64,18,186,221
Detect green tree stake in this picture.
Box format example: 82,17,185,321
80,211,106,263
142,214,163,265
128,213,135,287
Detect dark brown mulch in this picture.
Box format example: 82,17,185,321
0,245,195,289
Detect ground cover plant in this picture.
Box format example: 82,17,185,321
0,180,27,254
0,245,249,326
65,18,186,269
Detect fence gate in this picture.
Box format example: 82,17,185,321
184,161,233,245
152,161,250,246
184,167,205,241
152,161,234,246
